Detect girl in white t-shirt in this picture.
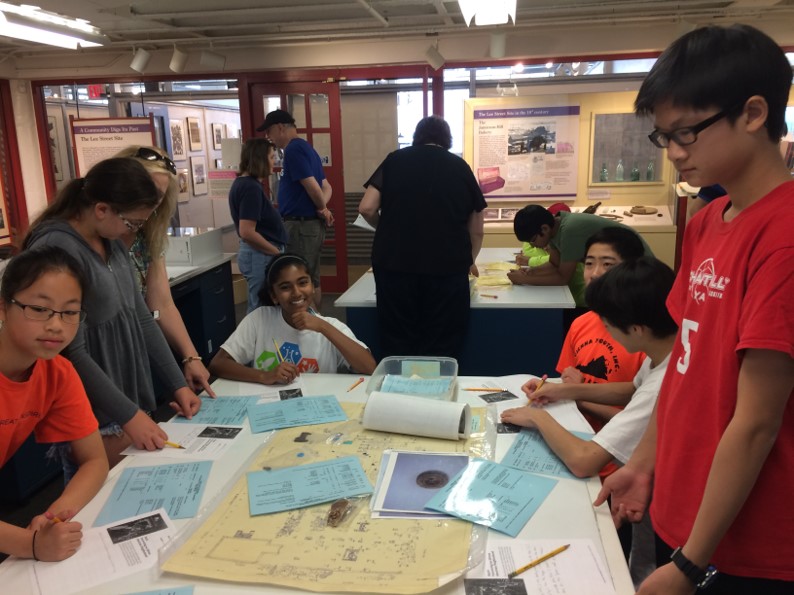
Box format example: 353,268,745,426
209,254,376,384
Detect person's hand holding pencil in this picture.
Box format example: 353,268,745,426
27,509,84,561
521,374,548,403
521,376,574,407
269,339,300,385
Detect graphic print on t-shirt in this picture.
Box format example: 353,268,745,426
577,356,608,381
256,350,279,370
258,341,320,374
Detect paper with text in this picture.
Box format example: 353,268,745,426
426,459,558,537
121,422,241,460
472,538,615,594
247,455,372,515
171,395,260,426
31,509,175,595
501,429,594,479
94,461,211,526
247,394,347,433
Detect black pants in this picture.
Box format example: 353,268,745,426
373,268,470,359
654,534,793,594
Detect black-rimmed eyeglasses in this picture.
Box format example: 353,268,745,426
135,147,177,175
10,299,86,324
648,110,729,149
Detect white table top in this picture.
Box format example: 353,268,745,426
165,253,234,287
0,374,632,595
335,248,575,309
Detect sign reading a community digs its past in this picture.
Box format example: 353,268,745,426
70,116,156,176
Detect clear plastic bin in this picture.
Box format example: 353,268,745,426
365,356,458,401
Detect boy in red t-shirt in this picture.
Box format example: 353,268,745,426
596,24,794,594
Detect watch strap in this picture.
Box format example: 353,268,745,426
670,547,718,589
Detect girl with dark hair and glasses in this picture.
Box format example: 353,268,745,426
23,157,201,470
0,246,107,562
114,145,215,397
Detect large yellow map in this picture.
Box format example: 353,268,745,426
162,403,492,593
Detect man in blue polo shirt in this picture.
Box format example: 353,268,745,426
258,109,333,305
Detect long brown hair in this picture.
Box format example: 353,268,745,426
24,157,159,248
114,145,178,257
238,138,275,179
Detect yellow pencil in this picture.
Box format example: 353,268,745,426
347,377,365,392
51,516,64,524
535,374,548,391
165,441,185,449
273,339,284,363
507,544,570,578
464,387,507,392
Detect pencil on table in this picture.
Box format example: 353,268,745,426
507,544,570,578
464,387,507,392
347,377,365,392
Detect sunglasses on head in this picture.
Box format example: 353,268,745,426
135,147,177,175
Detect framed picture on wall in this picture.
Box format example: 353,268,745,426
187,117,202,152
190,156,208,196
211,123,224,150
589,112,663,185
177,168,190,202
500,207,519,221
170,121,186,160
483,208,500,222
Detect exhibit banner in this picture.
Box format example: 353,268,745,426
471,105,580,200
70,116,156,176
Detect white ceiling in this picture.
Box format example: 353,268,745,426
2,0,794,78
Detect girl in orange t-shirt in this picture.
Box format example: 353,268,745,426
0,247,107,561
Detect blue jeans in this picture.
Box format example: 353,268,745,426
238,240,282,313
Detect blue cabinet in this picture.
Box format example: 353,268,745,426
171,260,236,361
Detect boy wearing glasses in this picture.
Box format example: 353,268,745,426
596,25,794,594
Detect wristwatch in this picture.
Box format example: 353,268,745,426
670,547,719,589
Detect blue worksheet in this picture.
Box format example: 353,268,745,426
247,395,347,433
500,429,594,479
380,374,453,396
94,461,211,526
246,456,372,516
425,459,558,537
172,395,260,426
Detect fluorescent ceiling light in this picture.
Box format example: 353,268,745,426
0,3,107,49
458,0,516,27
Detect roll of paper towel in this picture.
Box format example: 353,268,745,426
362,391,471,440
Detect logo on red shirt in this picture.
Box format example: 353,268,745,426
688,258,730,304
